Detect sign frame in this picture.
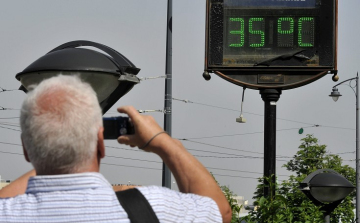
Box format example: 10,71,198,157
204,0,338,90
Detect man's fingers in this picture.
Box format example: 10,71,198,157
117,106,140,122
117,135,136,146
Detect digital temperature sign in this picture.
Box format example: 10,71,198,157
205,0,337,89
224,0,316,8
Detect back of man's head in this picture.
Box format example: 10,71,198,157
20,75,103,174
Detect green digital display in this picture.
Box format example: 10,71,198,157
205,0,336,89
223,15,317,66
227,16,314,49
207,0,336,68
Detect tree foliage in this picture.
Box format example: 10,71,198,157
242,134,355,223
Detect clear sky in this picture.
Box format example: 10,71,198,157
0,0,359,204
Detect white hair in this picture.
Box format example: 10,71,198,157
20,75,103,174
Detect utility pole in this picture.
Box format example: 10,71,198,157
162,0,172,189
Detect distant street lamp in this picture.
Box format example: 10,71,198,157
329,72,359,222
15,40,140,114
299,169,355,223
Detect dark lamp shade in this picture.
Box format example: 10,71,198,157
311,186,355,203
17,71,121,104
309,173,355,203
15,40,141,114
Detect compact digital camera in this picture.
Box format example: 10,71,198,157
103,116,135,139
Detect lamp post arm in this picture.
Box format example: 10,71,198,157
332,76,358,99
332,77,358,88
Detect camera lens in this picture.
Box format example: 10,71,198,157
120,128,127,135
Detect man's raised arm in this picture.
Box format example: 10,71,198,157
117,106,232,223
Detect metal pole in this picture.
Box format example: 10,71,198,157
324,214,330,223
356,73,359,223
162,0,172,189
331,73,359,222
260,89,281,197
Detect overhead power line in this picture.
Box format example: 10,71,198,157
0,141,22,147
172,97,355,130
101,162,161,171
0,87,19,92
0,107,20,111
181,139,263,155
138,76,166,81
0,140,354,163
177,125,316,140
0,149,271,180
0,122,20,127
0,148,284,179
138,110,164,113
0,125,21,132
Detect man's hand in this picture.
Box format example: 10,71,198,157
117,106,169,152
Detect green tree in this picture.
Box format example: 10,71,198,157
242,176,298,223
242,134,355,223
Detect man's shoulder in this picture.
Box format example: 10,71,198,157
136,186,222,222
137,185,219,208
137,185,217,202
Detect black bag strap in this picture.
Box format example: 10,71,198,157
115,188,160,223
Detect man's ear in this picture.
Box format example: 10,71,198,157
97,127,105,159
21,136,31,163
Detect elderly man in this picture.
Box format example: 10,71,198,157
0,75,231,223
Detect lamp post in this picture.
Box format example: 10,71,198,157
299,169,355,223
15,40,140,114
329,72,359,222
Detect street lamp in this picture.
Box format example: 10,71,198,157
15,40,140,114
299,169,355,223
329,72,359,222
329,87,342,102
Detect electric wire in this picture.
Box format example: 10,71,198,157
0,142,354,181
0,107,20,111
0,85,356,180
211,173,260,179
0,141,290,176
0,139,354,162
0,138,355,163
138,110,164,113
138,76,166,81
181,139,263,155
0,148,274,179
177,125,316,140
0,122,20,127
0,97,355,130
172,97,355,130
0,141,21,147
0,125,21,132
0,87,19,92
109,143,354,162
101,162,161,171
181,136,300,158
